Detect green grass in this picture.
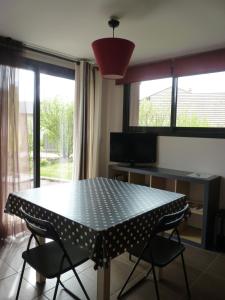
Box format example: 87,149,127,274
40,160,73,180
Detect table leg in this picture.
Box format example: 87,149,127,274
97,262,111,300
36,237,46,284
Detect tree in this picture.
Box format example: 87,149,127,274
40,97,74,158
176,111,209,127
139,98,170,126
139,98,209,127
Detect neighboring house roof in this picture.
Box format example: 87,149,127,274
141,87,225,127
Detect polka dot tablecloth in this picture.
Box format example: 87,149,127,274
5,177,186,268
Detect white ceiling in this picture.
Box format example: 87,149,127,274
1,0,225,65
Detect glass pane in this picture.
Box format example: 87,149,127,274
176,72,225,127
40,74,75,186
129,78,172,127
19,69,34,188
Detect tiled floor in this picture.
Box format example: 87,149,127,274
0,234,225,300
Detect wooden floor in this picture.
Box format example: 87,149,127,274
0,233,225,299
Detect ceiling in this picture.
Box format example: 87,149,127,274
1,0,225,66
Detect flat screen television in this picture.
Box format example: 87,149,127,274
110,132,157,165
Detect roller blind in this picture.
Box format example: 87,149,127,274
117,48,225,84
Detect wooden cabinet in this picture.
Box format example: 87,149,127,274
109,164,221,250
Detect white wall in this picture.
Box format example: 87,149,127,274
100,82,225,207
99,80,123,176
158,136,225,207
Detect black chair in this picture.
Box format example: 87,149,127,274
118,204,191,300
16,207,90,300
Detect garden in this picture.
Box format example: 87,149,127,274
31,97,74,182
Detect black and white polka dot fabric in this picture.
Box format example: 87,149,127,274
5,177,186,268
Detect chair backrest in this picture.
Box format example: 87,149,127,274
20,206,60,242
20,206,81,278
154,203,190,235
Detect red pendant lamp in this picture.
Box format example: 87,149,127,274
92,18,135,79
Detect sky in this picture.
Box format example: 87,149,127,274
140,71,225,99
19,68,225,102
19,69,75,103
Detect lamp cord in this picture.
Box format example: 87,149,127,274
108,18,119,38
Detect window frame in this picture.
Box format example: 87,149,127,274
123,75,225,139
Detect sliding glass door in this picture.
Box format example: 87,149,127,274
40,73,75,185
18,68,35,188
17,62,75,188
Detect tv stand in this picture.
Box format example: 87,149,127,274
128,161,136,168
108,164,221,250
126,162,152,168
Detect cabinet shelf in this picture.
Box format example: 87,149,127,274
166,226,202,245
180,226,202,245
109,164,221,250
190,207,203,216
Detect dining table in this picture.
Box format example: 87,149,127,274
5,177,186,299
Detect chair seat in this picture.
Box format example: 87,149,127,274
22,241,89,278
128,235,185,267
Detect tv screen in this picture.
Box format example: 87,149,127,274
110,132,157,164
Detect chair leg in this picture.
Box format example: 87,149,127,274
53,276,60,300
118,254,143,298
72,268,90,300
16,260,26,300
145,266,153,279
59,280,81,300
181,253,191,299
151,264,160,300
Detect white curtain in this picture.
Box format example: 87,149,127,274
73,61,102,180
0,65,31,241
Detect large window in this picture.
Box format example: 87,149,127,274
126,71,225,137
129,78,172,127
176,72,225,128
